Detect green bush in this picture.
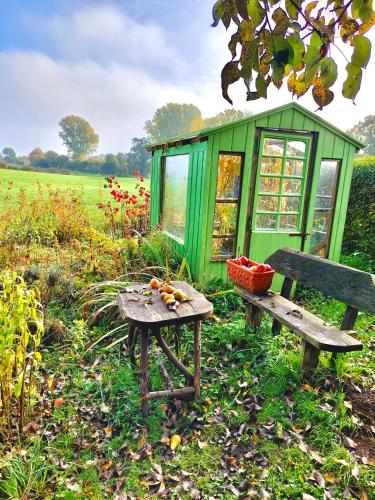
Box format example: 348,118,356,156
343,160,375,259
0,271,44,434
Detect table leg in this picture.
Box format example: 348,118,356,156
128,324,137,366
193,321,201,402
174,325,180,357
140,329,149,417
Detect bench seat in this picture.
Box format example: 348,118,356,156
235,286,363,353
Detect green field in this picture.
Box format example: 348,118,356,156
0,169,149,222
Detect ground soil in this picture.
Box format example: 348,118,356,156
347,386,375,462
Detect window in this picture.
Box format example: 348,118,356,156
309,159,340,257
255,136,309,231
162,154,189,243
212,153,243,259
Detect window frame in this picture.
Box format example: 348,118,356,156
253,133,311,233
160,153,190,245
211,151,244,261
309,158,342,258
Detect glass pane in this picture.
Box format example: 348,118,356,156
256,214,277,230
213,203,237,235
285,159,304,176
286,141,306,157
309,210,330,254
163,155,189,242
212,237,235,257
279,214,298,230
260,157,282,175
282,178,302,194
315,196,332,209
280,196,300,213
260,176,281,194
309,160,339,255
216,154,242,199
257,196,278,212
311,209,330,234
263,138,284,156
316,160,339,197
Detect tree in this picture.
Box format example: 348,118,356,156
116,153,129,177
145,103,202,143
347,115,375,154
2,147,17,164
127,137,151,177
203,108,251,127
59,115,99,160
29,148,45,166
211,0,375,108
101,154,121,175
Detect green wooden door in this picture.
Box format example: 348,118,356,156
248,132,312,286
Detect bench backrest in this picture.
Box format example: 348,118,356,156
266,248,375,315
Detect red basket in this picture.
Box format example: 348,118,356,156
227,258,275,295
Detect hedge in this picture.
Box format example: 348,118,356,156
342,157,375,259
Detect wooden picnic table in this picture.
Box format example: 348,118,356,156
117,281,213,416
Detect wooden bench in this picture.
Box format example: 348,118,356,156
235,248,375,375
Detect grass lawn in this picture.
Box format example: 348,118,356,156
0,169,149,223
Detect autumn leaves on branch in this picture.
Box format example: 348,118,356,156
212,0,374,108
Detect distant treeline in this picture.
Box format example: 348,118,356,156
0,137,150,177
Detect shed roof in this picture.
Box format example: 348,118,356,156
147,102,364,151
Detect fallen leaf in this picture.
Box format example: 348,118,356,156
313,470,325,488
359,487,369,500
352,466,360,478
103,427,112,437
342,435,357,449
100,402,111,413
260,489,271,500
323,472,341,484
343,400,353,410
298,441,309,453
197,440,208,449
157,481,166,495
310,449,326,464
170,434,181,451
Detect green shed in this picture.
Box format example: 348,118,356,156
148,102,363,287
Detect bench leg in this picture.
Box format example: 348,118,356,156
245,303,262,330
140,329,149,417
193,321,201,402
302,341,320,376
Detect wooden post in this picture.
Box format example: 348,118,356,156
331,305,359,366
302,340,320,377
193,321,201,402
245,303,262,330
140,329,149,417
272,277,293,335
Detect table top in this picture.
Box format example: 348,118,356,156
117,280,213,327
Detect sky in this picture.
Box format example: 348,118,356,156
0,0,374,155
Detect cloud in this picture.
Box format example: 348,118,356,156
1,2,374,156
0,50,201,154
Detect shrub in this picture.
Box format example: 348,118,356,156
0,271,44,434
343,162,375,259
0,185,89,245
97,173,150,239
